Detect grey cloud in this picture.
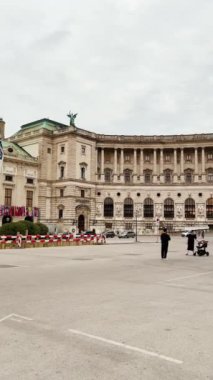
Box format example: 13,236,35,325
1,0,213,137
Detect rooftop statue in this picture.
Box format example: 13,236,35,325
67,111,78,126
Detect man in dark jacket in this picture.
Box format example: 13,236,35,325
186,231,197,255
161,227,171,259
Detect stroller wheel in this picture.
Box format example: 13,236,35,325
193,252,196,256
206,252,209,256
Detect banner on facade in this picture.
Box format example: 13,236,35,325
0,140,4,172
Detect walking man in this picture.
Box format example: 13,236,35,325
161,227,171,259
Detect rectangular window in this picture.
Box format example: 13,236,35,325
5,188,12,206
60,189,64,197
185,173,192,183
208,173,213,182
186,154,192,162
207,153,213,161
81,167,85,179
81,190,85,198
5,175,13,182
165,155,170,162
60,166,64,178
58,209,63,219
61,146,65,153
124,154,130,162
47,148,51,154
26,190,33,207
81,145,86,155
125,223,132,230
144,173,151,183
105,223,112,229
26,178,34,184
145,155,150,162
165,173,172,183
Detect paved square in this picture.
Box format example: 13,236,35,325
0,236,213,379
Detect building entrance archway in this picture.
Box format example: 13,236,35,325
78,214,85,232
75,205,90,232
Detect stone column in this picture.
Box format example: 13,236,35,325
201,147,206,181
194,148,199,182
113,148,118,182
120,149,124,182
160,149,164,183
101,148,105,181
153,149,158,183
95,148,99,181
180,148,185,182
133,149,137,183
140,149,144,182
173,149,178,182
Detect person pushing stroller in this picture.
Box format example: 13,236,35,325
186,230,197,255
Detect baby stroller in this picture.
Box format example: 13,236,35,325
194,240,209,256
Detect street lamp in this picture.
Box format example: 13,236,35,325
135,210,138,242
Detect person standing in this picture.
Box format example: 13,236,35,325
161,227,171,259
186,231,197,255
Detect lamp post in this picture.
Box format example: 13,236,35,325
135,210,138,242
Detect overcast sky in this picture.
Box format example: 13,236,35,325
1,0,213,137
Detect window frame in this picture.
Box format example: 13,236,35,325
26,190,33,208
5,188,12,206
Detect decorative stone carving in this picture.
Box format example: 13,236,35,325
197,204,204,216
135,204,142,216
96,204,102,216
155,204,162,216
116,204,122,217
176,204,183,218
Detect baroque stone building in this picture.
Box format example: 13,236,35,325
4,117,213,233
0,119,39,225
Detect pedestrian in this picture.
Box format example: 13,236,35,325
16,231,22,248
160,227,171,259
186,230,197,255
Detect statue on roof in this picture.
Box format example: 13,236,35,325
67,111,78,126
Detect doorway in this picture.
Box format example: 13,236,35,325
78,214,85,232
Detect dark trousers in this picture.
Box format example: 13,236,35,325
161,243,168,258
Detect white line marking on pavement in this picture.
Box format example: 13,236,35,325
0,314,14,323
0,313,33,323
68,328,183,365
165,271,213,283
12,314,33,321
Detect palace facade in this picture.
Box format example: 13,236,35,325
1,117,213,232
0,119,39,225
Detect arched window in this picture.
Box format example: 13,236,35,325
104,168,112,183
164,198,174,219
124,198,134,218
164,169,173,184
104,197,114,217
144,198,154,218
184,169,193,184
206,198,213,219
124,169,132,184
185,198,195,219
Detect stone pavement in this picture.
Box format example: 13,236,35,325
0,236,213,379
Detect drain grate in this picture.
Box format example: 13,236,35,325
0,265,18,268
